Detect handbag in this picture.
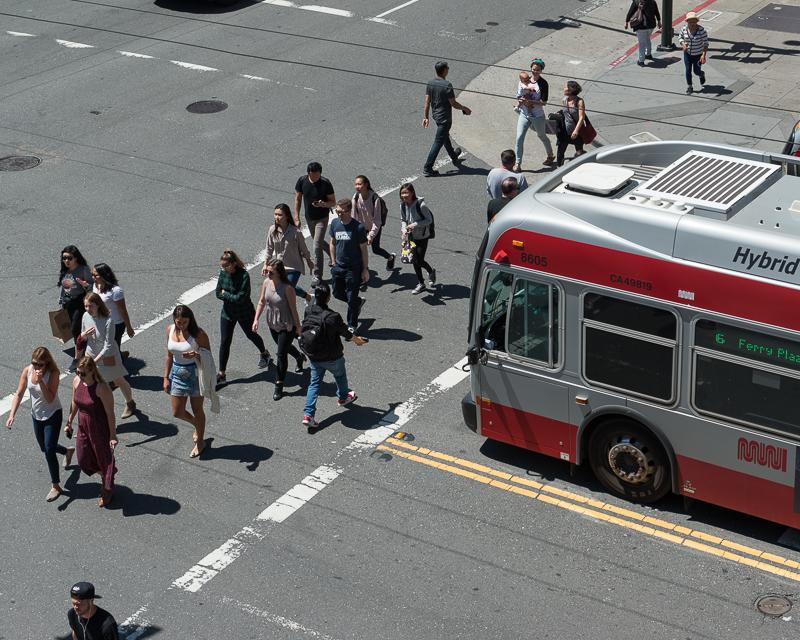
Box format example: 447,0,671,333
580,115,597,145
400,239,417,264
49,308,72,343
102,355,117,367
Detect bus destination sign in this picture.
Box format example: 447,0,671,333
696,320,800,373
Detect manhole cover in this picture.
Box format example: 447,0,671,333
186,100,228,114
755,594,792,617
0,155,41,171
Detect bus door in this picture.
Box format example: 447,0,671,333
476,268,573,461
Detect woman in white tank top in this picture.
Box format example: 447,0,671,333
164,305,211,458
6,346,74,502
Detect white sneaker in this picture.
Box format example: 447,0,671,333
412,283,426,295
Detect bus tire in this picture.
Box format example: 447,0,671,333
588,419,670,504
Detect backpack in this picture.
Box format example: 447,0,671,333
299,308,335,358
629,0,645,29
412,199,436,239
356,192,388,226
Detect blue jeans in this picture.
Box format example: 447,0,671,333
33,409,65,484
515,112,553,163
286,270,308,299
424,120,458,171
684,52,703,86
303,357,349,418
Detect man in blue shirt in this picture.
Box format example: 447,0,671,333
327,199,368,332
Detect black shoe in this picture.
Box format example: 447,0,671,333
67,359,78,374
451,147,464,165
273,384,283,401
386,253,396,271
686,85,694,94
637,61,645,67
422,169,440,177
699,71,706,85
644,54,654,60
294,354,306,373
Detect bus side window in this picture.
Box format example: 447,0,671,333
507,279,559,366
480,270,513,352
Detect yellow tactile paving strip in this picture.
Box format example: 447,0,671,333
379,434,800,583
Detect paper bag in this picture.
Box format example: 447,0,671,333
49,308,72,343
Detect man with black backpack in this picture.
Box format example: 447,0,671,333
625,0,661,67
300,283,367,430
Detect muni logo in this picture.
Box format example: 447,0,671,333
737,437,787,472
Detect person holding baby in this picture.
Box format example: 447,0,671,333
513,58,555,171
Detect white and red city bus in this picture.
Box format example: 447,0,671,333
463,141,800,527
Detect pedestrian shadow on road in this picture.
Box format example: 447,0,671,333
118,412,179,447
118,624,162,639
421,283,471,305
57,470,181,517
430,165,490,178
199,437,273,471
697,84,734,98
362,327,422,341
308,403,394,434
154,0,260,13
644,56,681,69
127,372,167,393
215,370,272,396
107,484,181,517
527,17,579,31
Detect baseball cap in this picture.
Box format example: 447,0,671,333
71,582,101,600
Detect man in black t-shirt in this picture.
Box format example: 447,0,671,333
294,161,336,285
487,177,519,224
67,581,118,640
422,61,472,177
327,199,368,332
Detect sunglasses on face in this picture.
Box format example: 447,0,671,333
62,255,74,262
31,361,45,367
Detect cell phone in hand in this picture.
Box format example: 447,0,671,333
65,427,73,439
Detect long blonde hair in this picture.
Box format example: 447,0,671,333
31,346,59,376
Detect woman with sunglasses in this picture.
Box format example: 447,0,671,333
164,305,211,457
215,249,272,386
91,263,134,358
80,293,136,420
253,259,304,400
263,203,314,302
66,356,117,508
58,245,92,369
6,347,74,502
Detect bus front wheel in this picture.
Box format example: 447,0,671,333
588,420,671,504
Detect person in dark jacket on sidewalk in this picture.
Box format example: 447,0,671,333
301,283,367,429
625,0,662,66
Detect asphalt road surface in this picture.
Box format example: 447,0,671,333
2,0,800,638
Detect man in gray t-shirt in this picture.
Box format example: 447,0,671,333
486,149,528,199
422,61,471,177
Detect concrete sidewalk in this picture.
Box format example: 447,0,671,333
453,0,800,172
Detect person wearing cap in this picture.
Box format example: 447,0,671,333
679,12,709,94
68,582,119,639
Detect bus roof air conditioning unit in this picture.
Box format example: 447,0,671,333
633,150,779,214
561,163,634,195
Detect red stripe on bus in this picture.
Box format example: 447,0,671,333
493,230,800,332
676,454,800,529
480,399,577,461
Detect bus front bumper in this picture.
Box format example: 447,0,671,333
461,393,477,433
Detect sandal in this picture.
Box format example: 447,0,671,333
98,489,113,508
543,156,555,166
512,163,522,172
190,443,205,458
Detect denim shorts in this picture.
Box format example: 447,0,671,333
170,362,200,397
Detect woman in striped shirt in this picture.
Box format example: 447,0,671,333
679,12,709,94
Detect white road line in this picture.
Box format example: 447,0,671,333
119,605,150,640
171,358,469,593
55,39,95,49
373,0,420,18
261,0,353,16
238,73,318,92
118,50,155,59
6,31,36,37
170,60,218,72
221,597,342,639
